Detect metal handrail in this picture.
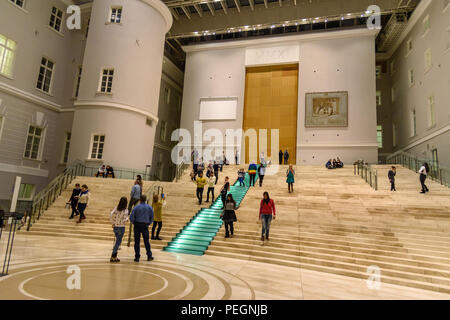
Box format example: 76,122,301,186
353,161,378,191
386,151,449,188
175,160,190,182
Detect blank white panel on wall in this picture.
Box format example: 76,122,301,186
199,97,238,120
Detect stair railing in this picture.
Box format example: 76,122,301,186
175,160,190,182
353,161,378,191
26,160,85,231
386,151,449,188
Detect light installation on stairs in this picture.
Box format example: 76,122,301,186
163,173,258,256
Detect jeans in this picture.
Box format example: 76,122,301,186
112,226,125,256
196,188,204,204
238,177,245,186
128,198,139,213
214,172,219,184
225,221,234,237
77,203,87,220
70,200,79,218
133,222,152,260
152,221,162,238
249,174,256,187
259,175,265,187
261,214,273,238
420,174,429,192
390,179,396,191
206,187,215,202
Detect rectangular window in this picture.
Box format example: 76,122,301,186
9,0,25,9
408,69,415,86
24,125,43,160
410,109,417,137
36,57,54,93
376,91,382,106
406,38,413,55
74,66,82,98
99,68,114,93
49,6,64,33
62,132,71,163
90,134,105,160
424,48,432,72
428,95,436,127
160,121,167,142
18,183,35,200
0,34,17,78
392,123,398,147
164,87,171,105
375,65,382,79
377,125,383,149
423,15,430,36
110,7,123,23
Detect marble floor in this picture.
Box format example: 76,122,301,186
1,234,449,300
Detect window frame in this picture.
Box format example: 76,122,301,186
8,0,27,11
390,60,396,75
422,15,430,37
89,134,105,160
428,95,436,128
18,183,35,201
23,125,45,160
49,6,65,34
376,91,382,106
109,6,123,24
160,120,167,142
0,33,18,79
62,131,71,164
164,87,171,105
406,38,413,56
408,68,415,87
424,48,432,72
375,65,382,79
98,68,114,94
36,56,55,94
410,108,417,138
376,125,383,149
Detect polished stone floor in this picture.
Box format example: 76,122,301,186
1,234,449,300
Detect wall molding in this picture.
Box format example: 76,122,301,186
184,28,379,53
74,100,159,123
297,143,378,148
389,124,450,157
0,163,49,178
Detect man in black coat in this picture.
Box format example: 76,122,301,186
69,183,82,219
279,150,283,165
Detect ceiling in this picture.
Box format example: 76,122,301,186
71,0,422,70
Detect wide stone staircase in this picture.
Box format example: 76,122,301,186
205,165,450,294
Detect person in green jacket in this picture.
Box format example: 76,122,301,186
286,164,295,193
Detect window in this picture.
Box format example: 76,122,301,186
160,121,167,142
0,34,17,78
423,15,430,36
36,57,54,93
376,91,382,106
24,125,43,160
99,68,114,93
90,134,105,160
408,69,415,86
9,0,25,9
406,38,413,55
410,109,417,137
375,65,382,79
377,125,383,149
74,66,82,98
164,87,171,105
390,60,396,75
424,48,432,72
62,132,71,163
18,183,35,200
49,6,64,33
428,95,436,128
110,7,123,23
392,123,398,147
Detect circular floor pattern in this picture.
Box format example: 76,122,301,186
0,258,255,300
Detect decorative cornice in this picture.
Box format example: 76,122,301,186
0,163,49,177
297,143,379,148
74,100,159,123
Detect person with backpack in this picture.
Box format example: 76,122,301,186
259,192,276,241
388,166,396,191
237,168,246,187
110,197,129,263
258,162,266,187
220,177,230,209
221,194,238,238
419,162,430,194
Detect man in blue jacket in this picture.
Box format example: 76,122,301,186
130,195,154,262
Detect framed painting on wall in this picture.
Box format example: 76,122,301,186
305,91,348,127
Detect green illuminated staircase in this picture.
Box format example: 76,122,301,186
163,172,258,256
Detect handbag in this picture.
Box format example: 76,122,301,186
65,202,71,209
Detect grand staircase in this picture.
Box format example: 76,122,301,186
164,172,257,255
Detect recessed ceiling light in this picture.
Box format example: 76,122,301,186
271,25,275,28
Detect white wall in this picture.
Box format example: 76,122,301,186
181,29,378,165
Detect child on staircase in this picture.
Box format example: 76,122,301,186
237,169,246,187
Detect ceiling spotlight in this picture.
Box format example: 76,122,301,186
271,25,275,28
347,13,352,16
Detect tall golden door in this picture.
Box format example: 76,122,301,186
243,64,299,164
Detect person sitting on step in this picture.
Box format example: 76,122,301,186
96,165,106,177
105,165,115,178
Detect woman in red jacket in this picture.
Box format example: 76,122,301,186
259,192,276,241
